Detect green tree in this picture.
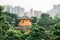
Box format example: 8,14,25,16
53,21,60,40
0,6,3,12
3,29,20,40
37,13,56,30
20,34,28,40
27,24,49,40
31,17,37,23
0,6,11,40
3,12,18,26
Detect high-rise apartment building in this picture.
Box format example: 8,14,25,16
3,5,13,13
48,4,60,18
34,10,41,18
30,9,34,17
30,9,41,18
13,6,24,17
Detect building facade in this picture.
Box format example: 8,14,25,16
48,4,60,18
3,5,13,13
30,9,41,18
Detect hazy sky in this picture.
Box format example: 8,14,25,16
0,0,60,12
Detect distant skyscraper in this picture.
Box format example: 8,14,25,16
34,10,41,18
30,9,41,18
48,4,60,18
3,5,13,13
30,9,34,17
13,6,24,17
20,8,24,17
13,6,20,16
